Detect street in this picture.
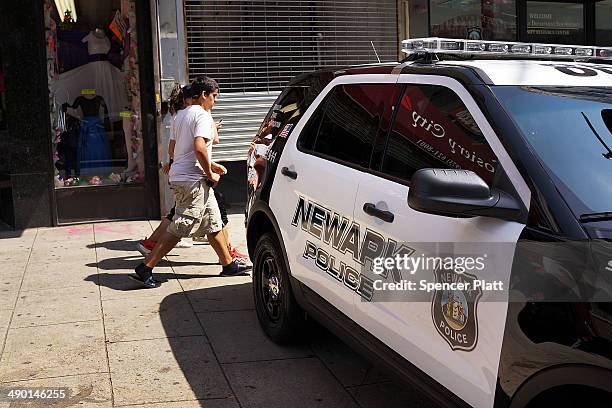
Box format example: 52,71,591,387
0,215,431,408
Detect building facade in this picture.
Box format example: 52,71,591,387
406,0,612,46
0,0,608,228
0,0,161,228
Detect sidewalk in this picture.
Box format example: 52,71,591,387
0,215,429,408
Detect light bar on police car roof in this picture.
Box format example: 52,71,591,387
402,37,612,60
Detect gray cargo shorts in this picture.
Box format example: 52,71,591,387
167,179,223,238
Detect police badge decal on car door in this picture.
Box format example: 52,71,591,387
431,267,483,351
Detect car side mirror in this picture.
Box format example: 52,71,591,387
408,168,523,221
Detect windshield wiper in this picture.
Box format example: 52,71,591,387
580,212,612,223
582,112,612,159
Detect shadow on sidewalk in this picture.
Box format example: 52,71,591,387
85,256,219,271
87,239,139,251
84,272,227,291
155,284,420,408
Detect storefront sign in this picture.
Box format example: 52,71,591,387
527,1,583,41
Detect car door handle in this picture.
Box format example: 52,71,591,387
363,203,394,223
281,167,298,180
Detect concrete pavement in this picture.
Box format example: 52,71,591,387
0,215,431,407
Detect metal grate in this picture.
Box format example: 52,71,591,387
184,0,398,160
212,91,280,161
184,0,399,92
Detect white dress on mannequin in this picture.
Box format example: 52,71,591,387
82,30,111,54
49,30,128,119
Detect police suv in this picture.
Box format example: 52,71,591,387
245,38,612,407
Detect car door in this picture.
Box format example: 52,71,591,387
270,76,399,319
351,76,530,408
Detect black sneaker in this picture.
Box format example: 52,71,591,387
220,259,252,276
129,263,160,288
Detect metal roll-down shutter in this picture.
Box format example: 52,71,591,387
185,0,398,161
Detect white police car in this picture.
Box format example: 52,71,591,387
245,38,612,407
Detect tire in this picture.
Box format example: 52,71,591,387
253,232,303,343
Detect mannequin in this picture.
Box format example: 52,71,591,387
63,95,112,172
49,28,128,121
56,114,81,180
82,27,111,55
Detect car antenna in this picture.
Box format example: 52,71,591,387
371,41,381,63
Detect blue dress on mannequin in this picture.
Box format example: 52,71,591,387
67,95,112,170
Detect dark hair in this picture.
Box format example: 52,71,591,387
182,84,192,98
190,76,219,99
168,83,185,115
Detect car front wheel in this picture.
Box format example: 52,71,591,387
253,232,303,343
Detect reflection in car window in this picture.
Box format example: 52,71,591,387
303,83,396,169
382,85,498,184
493,86,612,215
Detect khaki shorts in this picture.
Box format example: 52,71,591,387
167,180,223,238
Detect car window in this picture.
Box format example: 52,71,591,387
382,84,499,184
493,86,612,216
255,86,309,143
299,83,397,169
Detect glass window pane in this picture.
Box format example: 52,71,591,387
431,0,482,39
409,0,429,38
526,1,585,44
492,86,612,215
596,0,612,46
482,0,517,40
383,85,498,184
46,0,145,188
430,0,516,41
312,84,395,169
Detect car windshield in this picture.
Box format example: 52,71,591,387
493,86,612,218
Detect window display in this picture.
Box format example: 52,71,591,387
430,0,516,41
596,0,612,46
45,0,144,188
526,1,584,44
431,0,482,39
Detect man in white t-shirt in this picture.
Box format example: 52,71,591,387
131,77,251,288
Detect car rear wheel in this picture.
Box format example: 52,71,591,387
253,232,303,343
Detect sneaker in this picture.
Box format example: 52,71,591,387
129,263,160,288
136,238,155,256
128,275,159,288
193,235,209,243
220,259,252,276
229,245,249,262
136,239,155,258
175,237,194,248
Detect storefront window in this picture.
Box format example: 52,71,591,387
430,0,516,40
45,0,144,188
526,1,584,44
482,0,517,40
409,0,429,38
596,0,612,46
